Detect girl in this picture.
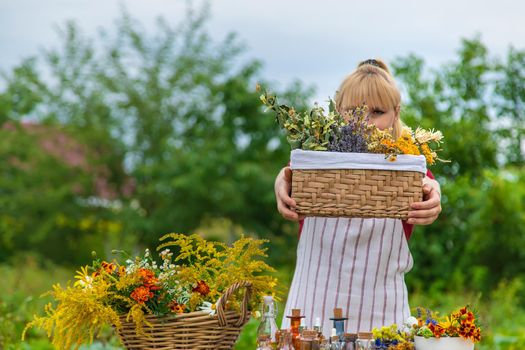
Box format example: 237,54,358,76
276,59,442,335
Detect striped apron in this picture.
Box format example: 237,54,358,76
281,217,413,336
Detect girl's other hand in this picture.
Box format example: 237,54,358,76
275,166,304,221
407,178,442,225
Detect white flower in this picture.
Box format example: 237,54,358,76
198,301,217,316
414,127,443,144
405,316,418,327
75,276,93,290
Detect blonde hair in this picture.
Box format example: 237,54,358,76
335,58,403,139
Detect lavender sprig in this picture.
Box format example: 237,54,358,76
328,106,373,153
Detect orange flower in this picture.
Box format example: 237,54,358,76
192,280,210,296
381,139,396,148
428,323,446,338
138,268,160,290
138,268,155,280
118,265,126,276
462,311,475,324
459,323,476,339
472,328,482,342
421,143,435,165
168,301,186,314
101,261,117,274
131,286,154,304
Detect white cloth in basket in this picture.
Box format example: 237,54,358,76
290,150,427,174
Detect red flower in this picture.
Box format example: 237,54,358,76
192,280,210,296
429,323,446,338
472,328,482,342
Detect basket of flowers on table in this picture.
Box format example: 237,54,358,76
23,233,278,350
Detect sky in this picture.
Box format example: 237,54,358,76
1,0,524,105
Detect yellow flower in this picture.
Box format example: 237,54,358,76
421,143,435,165
74,266,93,289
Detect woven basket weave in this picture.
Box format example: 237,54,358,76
115,281,252,350
292,168,423,219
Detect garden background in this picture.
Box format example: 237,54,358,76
1,1,524,349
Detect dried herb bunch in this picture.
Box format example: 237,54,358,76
259,85,447,165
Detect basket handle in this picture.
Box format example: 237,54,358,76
216,280,253,327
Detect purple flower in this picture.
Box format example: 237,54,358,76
328,106,371,153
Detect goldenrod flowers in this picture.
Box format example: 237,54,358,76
24,233,278,349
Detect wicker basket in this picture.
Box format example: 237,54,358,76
115,281,253,350
290,151,426,219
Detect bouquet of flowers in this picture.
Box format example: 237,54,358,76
257,85,447,219
414,305,482,343
372,319,417,350
258,85,446,165
23,233,278,350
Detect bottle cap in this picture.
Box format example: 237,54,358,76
329,307,348,321
331,328,337,337
263,296,273,304
287,308,305,319
258,334,270,341
344,333,357,341
302,329,318,339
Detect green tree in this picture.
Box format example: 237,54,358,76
392,37,525,296
0,5,313,265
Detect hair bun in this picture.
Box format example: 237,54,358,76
358,58,391,74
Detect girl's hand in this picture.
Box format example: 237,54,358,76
275,166,304,221
407,177,442,225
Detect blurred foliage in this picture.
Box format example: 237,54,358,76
392,37,525,298
0,5,313,268
0,3,525,349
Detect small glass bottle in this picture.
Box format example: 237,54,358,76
299,329,318,350
330,328,344,350
313,317,322,333
286,308,305,350
299,318,307,333
257,296,279,348
319,338,331,350
257,334,273,350
343,333,357,350
329,308,348,341
355,332,374,350
277,330,296,350
313,316,326,344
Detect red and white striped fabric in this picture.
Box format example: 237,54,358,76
281,217,413,336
